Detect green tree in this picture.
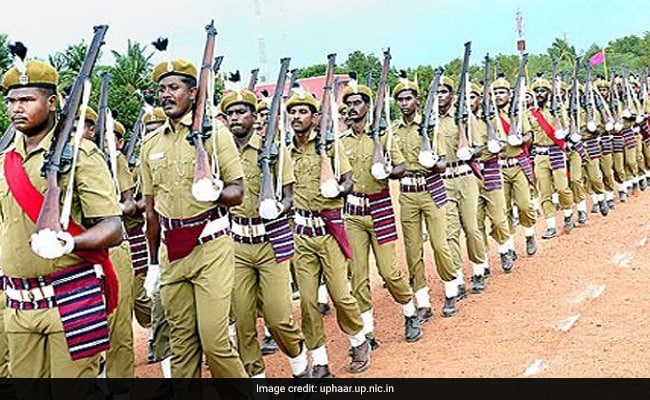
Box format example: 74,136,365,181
0,34,11,131
49,42,94,91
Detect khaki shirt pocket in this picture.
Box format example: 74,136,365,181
148,156,170,194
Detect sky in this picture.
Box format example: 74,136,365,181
3,0,649,82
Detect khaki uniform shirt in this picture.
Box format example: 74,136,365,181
494,107,531,158
290,129,351,211
230,133,295,218
530,105,558,146
439,105,487,163
393,113,446,174
340,125,404,195
140,112,243,219
0,130,121,278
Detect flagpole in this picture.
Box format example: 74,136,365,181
603,48,608,81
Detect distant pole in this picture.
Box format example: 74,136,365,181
253,0,268,83
515,8,526,56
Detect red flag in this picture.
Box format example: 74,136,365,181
589,50,605,66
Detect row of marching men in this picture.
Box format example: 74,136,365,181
1,36,649,400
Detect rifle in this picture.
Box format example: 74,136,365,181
482,54,503,155
248,68,259,91
188,20,222,202
640,68,648,120
282,68,299,146
370,48,392,180
455,41,473,161
584,64,598,132
609,71,624,131
417,66,444,168
507,53,529,146
567,56,582,144
550,60,568,139
318,54,340,198
258,58,291,220
0,125,16,153
32,25,108,254
124,105,147,169
95,71,111,152
593,77,615,132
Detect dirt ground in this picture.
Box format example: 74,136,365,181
133,186,650,378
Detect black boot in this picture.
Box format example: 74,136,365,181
526,236,537,256
563,215,575,234
404,315,423,343
441,296,457,317
599,200,609,216
577,210,588,225
500,251,514,273
541,227,558,239
471,275,486,293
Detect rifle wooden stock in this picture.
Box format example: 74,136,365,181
124,105,147,169
481,54,502,152
455,42,472,157
248,68,259,91
189,21,217,188
319,54,337,190
259,58,291,204
584,64,597,129
550,60,567,135
95,71,111,152
508,53,529,143
419,67,444,160
568,56,581,140
35,25,108,234
0,125,16,153
371,49,391,171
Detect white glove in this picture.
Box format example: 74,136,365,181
192,177,224,202
30,229,75,259
144,264,161,298
371,162,391,180
320,178,341,198
259,199,284,220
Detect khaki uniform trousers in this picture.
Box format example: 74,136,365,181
639,142,650,172
0,292,8,378
232,241,303,377
106,242,135,382
613,149,627,184
159,234,247,378
132,273,151,329
534,155,573,218
294,234,363,350
584,157,605,195
5,308,100,381
150,290,170,362
501,164,536,233
445,175,486,269
636,135,646,175
568,151,587,204
600,153,616,192
399,191,457,290
346,214,413,313
477,185,510,248
625,146,639,181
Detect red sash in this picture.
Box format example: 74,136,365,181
500,115,530,156
529,109,567,151
3,150,119,315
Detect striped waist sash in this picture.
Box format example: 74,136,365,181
621,128,638,149
399,173,448,208
231,215,294,263
479,158,503,191
5,262,110,360
584,138,602,160
344,189,398,244
126,223,148,275
535,144,566,171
